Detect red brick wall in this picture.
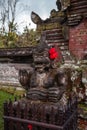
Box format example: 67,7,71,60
69,19,87,60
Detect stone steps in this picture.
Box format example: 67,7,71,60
68,0,87,26
42,29,72,61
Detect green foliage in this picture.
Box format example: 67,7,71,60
8,22,17,33
0,27,38,48
0,35,7,48
0,85,26,97
0,86,25,130
0,0,39,48
0,31,18,48
7,32,18,48
20,27,38,47
0,42,5,48
78,103,87,111
0,91,15,130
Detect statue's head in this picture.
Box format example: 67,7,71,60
33,43,50,72
33,38,59,72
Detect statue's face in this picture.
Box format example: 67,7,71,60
35,62,50,73
35,64,45,73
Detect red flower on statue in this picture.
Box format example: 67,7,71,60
49,47,56,54
28,124,33,130
49,47,58,60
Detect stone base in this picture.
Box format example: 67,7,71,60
3,98,77,130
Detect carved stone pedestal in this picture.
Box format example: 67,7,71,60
3,97,77,130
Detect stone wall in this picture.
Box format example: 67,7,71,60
0,63,32,87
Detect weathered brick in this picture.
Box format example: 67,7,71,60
69,19,87,59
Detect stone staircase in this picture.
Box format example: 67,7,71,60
41,28,73,62
68,0,87,26
70,0,87,16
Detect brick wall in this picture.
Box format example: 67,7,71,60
69,19,87,60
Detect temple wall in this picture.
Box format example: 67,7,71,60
69,19,87,60
0,63,32,87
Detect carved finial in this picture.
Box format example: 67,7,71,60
56,0,61,11
31,11,42,24
56,0,70,11
62,0,70,11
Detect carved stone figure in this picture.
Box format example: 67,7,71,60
19,44,69,104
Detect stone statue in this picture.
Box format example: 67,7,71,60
19,44,69,104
